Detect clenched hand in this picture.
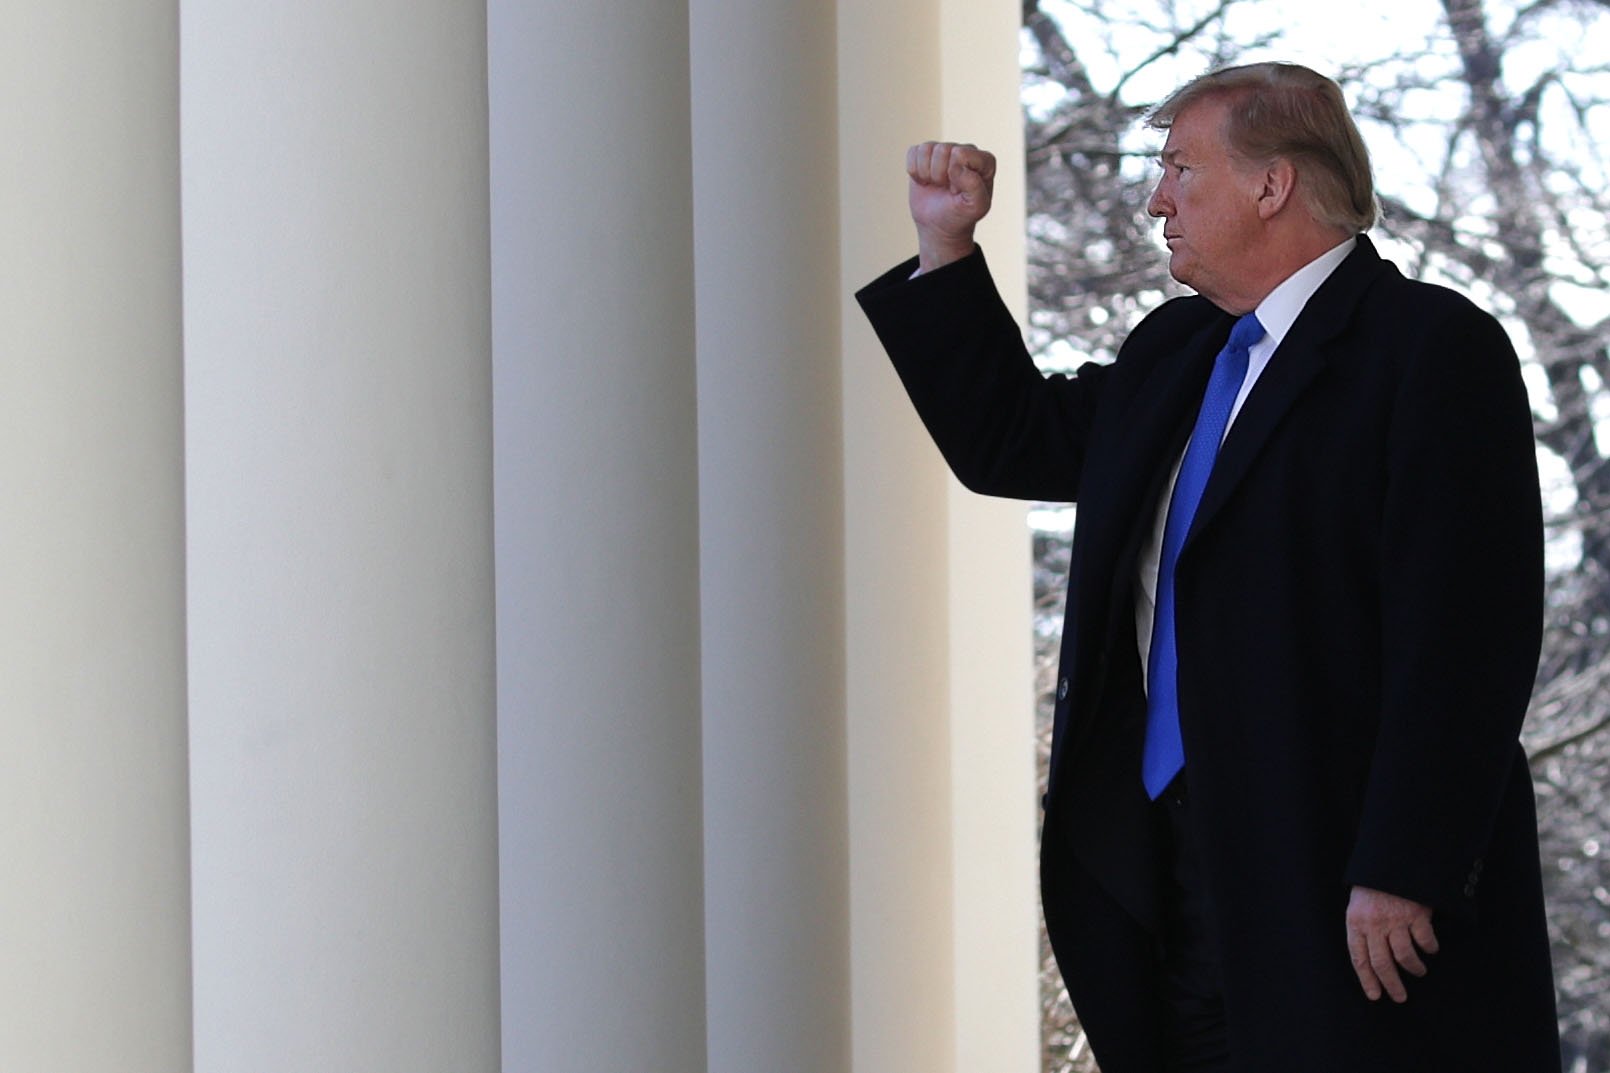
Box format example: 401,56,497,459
906,141,996,274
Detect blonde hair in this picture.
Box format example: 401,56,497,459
1148,62,1379,233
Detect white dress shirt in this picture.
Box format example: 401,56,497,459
1134,236,1357,682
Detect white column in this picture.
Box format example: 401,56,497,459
838,0,1037,1069
838,5,958,1072
0,5,191,1071
181,5,500,1071
487,4,708,1072
689,1,851,1071
941,1,1041,1070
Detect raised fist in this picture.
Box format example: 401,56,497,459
906,141,995,272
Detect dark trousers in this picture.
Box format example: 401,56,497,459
1156,777,1233,1073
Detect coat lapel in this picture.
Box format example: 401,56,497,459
1085,312,1230,580
1183,236,1390,552
1095,324,1222,651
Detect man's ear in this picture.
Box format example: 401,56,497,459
1255,157,1297,220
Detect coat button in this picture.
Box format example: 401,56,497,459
1056,676,1069,702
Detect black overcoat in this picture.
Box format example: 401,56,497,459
856,238,1560,1072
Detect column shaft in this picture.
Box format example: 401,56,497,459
837,0,1037,1068
488,3,708,1071
837,4,958,1071
941,1,1041,1069
690,0,851,1070
0,4,191,1069
182,4,500,1070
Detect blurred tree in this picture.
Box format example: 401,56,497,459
1021,1,1610,1069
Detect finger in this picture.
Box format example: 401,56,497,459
1367,930,1409,1003
1388,927,1428,978
1347,928,1382,1002
908,141,933,183
908,141,938,185
1410,915,1440,956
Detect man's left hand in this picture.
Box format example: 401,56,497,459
1346,885,1438,1003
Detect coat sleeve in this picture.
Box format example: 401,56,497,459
854,247,1110,502
1343,296,1545,916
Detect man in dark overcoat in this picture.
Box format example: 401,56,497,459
856,62,1560,1072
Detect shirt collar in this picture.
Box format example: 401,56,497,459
1253,236,1356,348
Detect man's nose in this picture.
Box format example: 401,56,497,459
1146,182,1170,218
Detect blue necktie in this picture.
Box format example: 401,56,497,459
1142,312,1265,799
